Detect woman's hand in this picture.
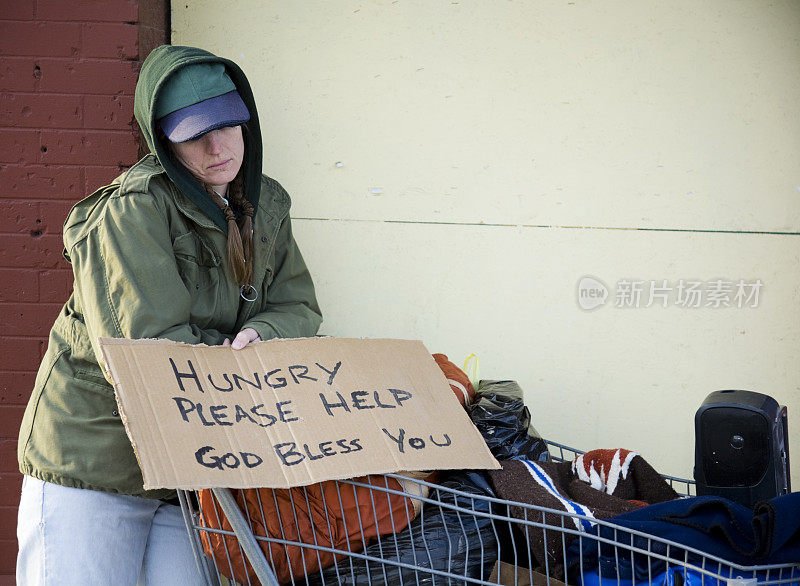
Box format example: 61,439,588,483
223,328,261,350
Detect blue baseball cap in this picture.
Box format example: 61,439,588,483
157,63,250,143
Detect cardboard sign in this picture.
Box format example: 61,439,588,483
99,337,500,489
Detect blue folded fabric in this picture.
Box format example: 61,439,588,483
568,492,800,581
579,566,800,586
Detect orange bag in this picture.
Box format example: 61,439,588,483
433,353,476,406
199,475,423,585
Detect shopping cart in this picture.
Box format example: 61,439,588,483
177,440,799,586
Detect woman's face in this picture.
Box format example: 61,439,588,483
170,125,245,196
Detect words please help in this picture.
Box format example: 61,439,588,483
99,337,500,489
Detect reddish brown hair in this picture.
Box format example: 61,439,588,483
205,171,254,287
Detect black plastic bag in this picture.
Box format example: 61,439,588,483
467,380,549,462
306,471,500,585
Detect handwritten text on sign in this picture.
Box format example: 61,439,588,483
100,337,499,489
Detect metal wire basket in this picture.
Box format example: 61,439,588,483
178,440,799,586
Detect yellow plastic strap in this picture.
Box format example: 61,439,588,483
462,354,480,390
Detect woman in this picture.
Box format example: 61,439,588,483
16,45,322,584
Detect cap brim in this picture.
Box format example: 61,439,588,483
159,90,250,143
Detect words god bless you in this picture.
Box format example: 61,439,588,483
167,357,453,472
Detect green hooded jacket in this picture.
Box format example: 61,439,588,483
18,45,323,498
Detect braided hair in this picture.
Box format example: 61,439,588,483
205,171,254,288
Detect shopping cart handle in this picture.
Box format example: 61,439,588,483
211,487,281,586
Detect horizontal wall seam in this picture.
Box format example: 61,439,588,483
293,217,800,236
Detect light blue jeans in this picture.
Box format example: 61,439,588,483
17,476,206,585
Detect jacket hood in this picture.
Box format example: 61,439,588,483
134,45,263,231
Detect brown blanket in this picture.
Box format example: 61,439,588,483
488,449,679,577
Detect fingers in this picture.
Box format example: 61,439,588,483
223,338,231,347
231,331,248,349
231,328,261,350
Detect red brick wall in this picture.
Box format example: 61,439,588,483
0,0,168,580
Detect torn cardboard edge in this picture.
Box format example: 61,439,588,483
100,336,500,490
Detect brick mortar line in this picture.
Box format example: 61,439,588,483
1,127,135,134
0,22,139,27
0,301,64,306
7,57,140,63
0,19,138,23
0,198,73,203
0,163,127,167
1,92,134,97
2,92,138,96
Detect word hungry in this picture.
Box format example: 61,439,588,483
169,358,343,393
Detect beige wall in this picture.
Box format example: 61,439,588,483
173,1,800,484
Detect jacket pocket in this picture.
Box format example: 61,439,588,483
18,345,66,465
172,231,221,294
